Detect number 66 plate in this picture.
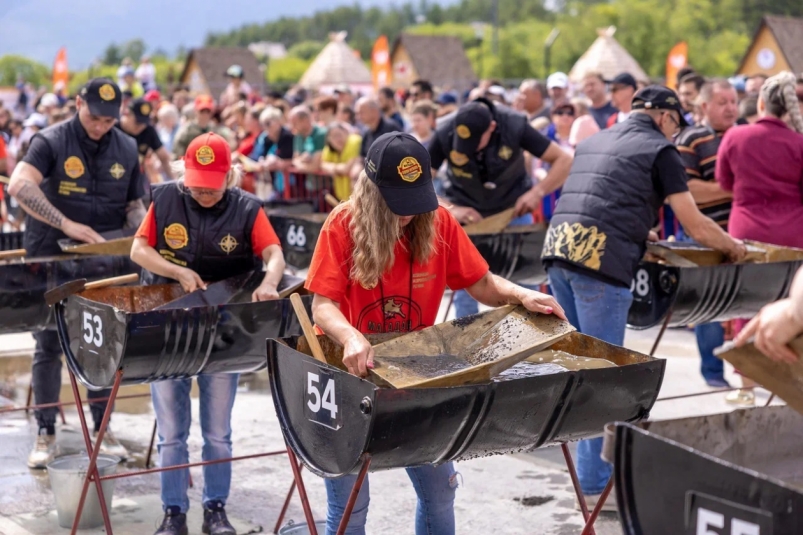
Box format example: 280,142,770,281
303,361,343,431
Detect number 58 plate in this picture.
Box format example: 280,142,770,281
303,361,342,431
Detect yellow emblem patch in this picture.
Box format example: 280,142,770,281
397,156,423,183
542,222,607,270
456,124,471,139
498,146,513,160
219,234,238,254
450,150,468,166
110,163,125,179
195,145,215,165
64,156,85,179
164,223,189,250
98,84,116,101
140,102,151,115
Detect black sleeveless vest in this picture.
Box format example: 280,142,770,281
436,99,530,217
141,182,263,285
541,113,674,286
24,117,139,256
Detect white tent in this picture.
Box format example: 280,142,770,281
569,27,649,83
299,32,372,92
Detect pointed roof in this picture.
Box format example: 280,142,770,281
569,27,649,83
299,32,372,89
180,47,264,96
392,34,476,90
739,16,803,75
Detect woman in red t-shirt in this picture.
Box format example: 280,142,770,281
130,132,285,535
305,132,564,535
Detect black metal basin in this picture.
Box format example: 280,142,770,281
56,271,312,390
614,406,803,535
267,318,665,478
0,254,138,335
627,242,803,329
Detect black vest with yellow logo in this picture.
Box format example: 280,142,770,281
436,100,529,217
24,116,139,256
142,182,263,285
541,113,674,286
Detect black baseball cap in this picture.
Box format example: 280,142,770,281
364,132,437,216
79,78,122,119
632,85,690,127
127,98,153,125
605,72,637,90
452,100,493,155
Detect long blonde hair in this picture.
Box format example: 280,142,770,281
760,71,803,134
347,172,438,288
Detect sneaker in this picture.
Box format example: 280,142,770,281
27,430,57,469
574,491,617,513
705,377,731,388
92,428,129,461
725,389,755,406
202,501,236,535
155,508,188,535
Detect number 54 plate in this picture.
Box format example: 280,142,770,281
303,361,343,431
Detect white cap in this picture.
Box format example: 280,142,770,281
23,113,48,128
40,93,59,107
547,72,569,89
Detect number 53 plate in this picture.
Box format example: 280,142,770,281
303,361,343,431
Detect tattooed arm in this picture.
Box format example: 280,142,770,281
125,199,147,229
9,162,103,244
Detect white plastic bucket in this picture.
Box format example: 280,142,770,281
278,519,328,534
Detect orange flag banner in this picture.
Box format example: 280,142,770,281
371,35,392,89
52,47,69,89
666,42,688,90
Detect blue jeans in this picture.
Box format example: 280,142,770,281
325,463,458,535
696,322,725,381
454,212,535,318
150,373,239,513
547,266,633,495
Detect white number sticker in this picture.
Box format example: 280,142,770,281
306,372,321,412
82,311,103,347
630,268,650,297
321,377,338,419
304,366,342,430
696,508,724,535
286,224,307,247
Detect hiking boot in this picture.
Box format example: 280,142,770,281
92,428,129,461
27,430,57,469
203,501,236,535
155,507,188,535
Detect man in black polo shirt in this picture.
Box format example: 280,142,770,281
348,97,400,182
541,86,745,510
676,79,739,389
118,97,174,181
9,78,144,468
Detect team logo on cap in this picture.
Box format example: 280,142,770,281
195,145,215,165
110,163,125,179
450,150,468,166
219,234,239,254
397,157,423,183
666,96,678,105
98,84,116,101
140,103,151,115
64,156,85,179
498,146,513,160
164,223,189,249
456,124,471,139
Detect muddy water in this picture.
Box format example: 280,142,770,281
380,354,470,378
493,361,568,381
527,350,617,370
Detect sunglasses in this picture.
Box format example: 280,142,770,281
553,109,575,116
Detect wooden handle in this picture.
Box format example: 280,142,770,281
290,293,327,364
0,175,10,185
0,249,26,261
84,273,139,290
324,193,339,208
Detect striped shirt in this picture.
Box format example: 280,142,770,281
675,124,732,228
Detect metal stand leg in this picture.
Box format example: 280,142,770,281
25,382,32,417
273,463,302,534
580,477,614,535
68,369,122,535
145,419,157,469
649,308,674,357
336,456,371,535
286,446,319,535
561,443,596,535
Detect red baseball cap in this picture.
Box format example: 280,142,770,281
194,94,215,112
184,133,231,189
144,89,162,103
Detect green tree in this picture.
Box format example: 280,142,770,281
0,55,50,87
287,40,325,60
102,43,121,66
119,39,146,62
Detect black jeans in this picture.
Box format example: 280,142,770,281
32,330,111,429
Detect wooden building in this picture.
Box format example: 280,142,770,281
179,47,265,97
737,16,803,77
390,34,476,93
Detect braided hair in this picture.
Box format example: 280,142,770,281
760,71,803,134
